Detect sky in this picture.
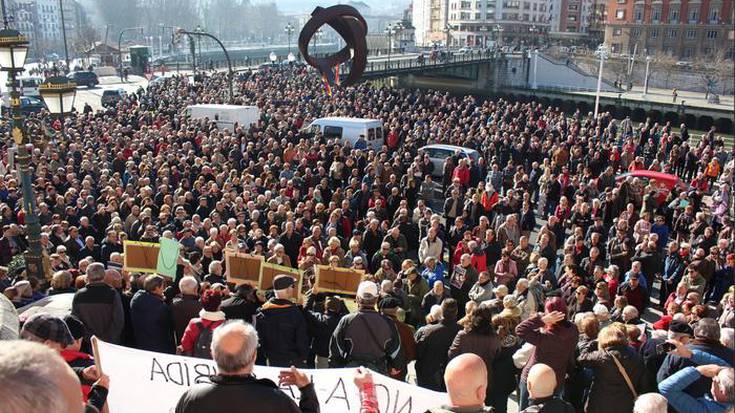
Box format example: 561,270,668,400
259,0,410,15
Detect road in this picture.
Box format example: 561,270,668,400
73,75,148,112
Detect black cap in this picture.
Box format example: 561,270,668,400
378,296,401,310
272,274,296,290
63,314,86,340
668,320,694,336
20,314,73,347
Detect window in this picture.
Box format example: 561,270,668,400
667,29,678,38
323,126,343,138
568,14,577,21
631,28,642,38
634,6,643,21
683,47,694,58
689,7,699,22
669,6,679,22
708,6,719,22
367,128,375,141
523,2,531,9
613,28,623,36
650,28,659,38
615,9,625,19
569,4,578,10
706,30,717,39
652,6,662,22
686,29,696,39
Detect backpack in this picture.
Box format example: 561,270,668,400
192,321,215,359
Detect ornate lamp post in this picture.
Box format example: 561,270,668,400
0,28,45,279
594,43,609,118
284,23,295,55
38,76,76,139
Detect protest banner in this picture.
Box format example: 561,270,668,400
225,252,263,285
314,265,365,295
123,241,160,273
260,262,303,300
156,238,181,279
96,339,445,413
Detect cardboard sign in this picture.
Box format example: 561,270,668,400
95,339,446,413
224,252,263,285
314,265,365,295
260,262,303,300
123,241,160,273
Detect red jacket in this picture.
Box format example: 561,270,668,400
452,166,470,187
180,316,226,355
61,350,94,401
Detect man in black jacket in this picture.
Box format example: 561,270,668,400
329,281,405,375
415,299,462,391
71,262,124,344
521,363,575,413
255,275,309,367
175,321,319,413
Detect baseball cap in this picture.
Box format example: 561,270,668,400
273,274,296,290
356,281,378,299
20,313,74,347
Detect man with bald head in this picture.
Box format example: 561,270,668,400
427,353,493,412
521,363,574,413
175,320,319,413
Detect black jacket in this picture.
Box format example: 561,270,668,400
329,308,405,374
221,294,260,324
255,298,309,367
520,396,575,413
414,319,462,391
71,282,124,344
175,375,319,413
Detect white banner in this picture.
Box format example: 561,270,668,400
96,340,446,413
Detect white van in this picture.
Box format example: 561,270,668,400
303,117,383,150
19,76,43,97
185,104,260,130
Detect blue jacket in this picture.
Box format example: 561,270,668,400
421,261,446,287
663,253,686,282
659,350,732,413
130,290,175,354
651,223,670,250
658,341,735,398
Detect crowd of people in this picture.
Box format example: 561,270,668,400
0,63,733,413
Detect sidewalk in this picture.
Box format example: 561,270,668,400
573,85,735,112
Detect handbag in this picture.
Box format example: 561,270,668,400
607,350,637,398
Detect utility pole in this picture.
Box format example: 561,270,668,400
59,0,69,69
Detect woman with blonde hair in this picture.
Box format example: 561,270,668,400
577,324,652,413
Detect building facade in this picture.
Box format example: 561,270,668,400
604,0,734,59
6,0,84,59
413,0,552,47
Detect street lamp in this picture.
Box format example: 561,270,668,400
642,55,651,99
38,76,76,137
118,27,144,82
0,27,46,280
593,43,609,118
442,24,453,52
384,23,397,65
479,26,488,49
529,24,537,46
284,23,295,54
195,25,204,64
492,24,504,47
58,0,69,69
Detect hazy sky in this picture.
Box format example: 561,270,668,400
262,0,410,15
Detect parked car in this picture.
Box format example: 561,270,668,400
1,96,47,116
101,89,127,107
419,144,480,177
67,71,99,88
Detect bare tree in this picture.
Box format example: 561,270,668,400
646,51,677,89
695,49,734,101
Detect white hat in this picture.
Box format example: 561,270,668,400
357,281,379,299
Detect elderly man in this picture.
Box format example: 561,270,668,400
521,363,575,412
175,321,319,413
255,275,308,368
171,276,202,344
634,393,668,413
427,353,495,412
71,262,124,344
0,341,88,413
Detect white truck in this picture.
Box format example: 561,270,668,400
302,117,384,151
185,104,260,130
